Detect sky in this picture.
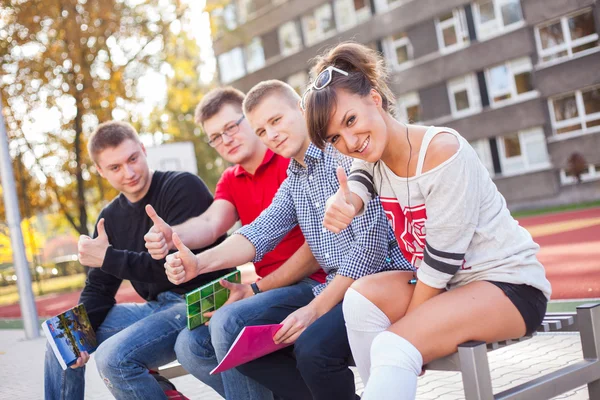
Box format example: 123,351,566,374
137,0,216,118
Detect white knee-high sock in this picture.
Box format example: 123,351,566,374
343,288,391,384
361,331,423,400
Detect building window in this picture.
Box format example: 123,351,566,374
535,9,599,65
560,163,600,185
374,0,410,13
302,3,336,47
497,128,550,175
396,92,421,123
278,21,302,56
237,0,256,24
447,74,481,118
435,8,469,53
218,47,245,84
473,0,524,40
383,32,413,69
211,2,238,38
470,139,495,175
549,85,600,138
334,0,371,31
485,57,536,107
245,38,265,73
287,70,309,95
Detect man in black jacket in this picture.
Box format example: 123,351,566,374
44,120,230,400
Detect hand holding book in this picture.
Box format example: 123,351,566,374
273,304,320,344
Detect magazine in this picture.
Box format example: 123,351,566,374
41,303,98,370
210,324,291,374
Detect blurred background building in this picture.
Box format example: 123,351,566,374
207,0,600,210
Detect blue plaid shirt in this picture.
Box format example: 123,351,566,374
235,143,414,296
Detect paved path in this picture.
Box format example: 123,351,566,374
0,329,589,399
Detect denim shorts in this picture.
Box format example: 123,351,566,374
488,281,548,336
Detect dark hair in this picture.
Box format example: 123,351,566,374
195,87,245,125
305,41,395,149
88,121,141,163
243,80,300,115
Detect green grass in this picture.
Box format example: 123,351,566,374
0,318,46,330
512,199,600,219
0,273,86,306
547,299,599,313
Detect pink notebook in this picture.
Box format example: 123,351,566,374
210,324,292,374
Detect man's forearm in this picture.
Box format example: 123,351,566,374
174,215,222,250
256,242,320,292
196,234,257,275
174,200,239,250
309,274,354,317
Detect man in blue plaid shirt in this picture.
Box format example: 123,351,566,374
164,80,414,400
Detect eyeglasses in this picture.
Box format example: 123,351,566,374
206,115,245,147
300,66,349,110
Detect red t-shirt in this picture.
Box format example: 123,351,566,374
215,149,326,283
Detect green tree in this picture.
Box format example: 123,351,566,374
144,28,226,191
0,0,188,235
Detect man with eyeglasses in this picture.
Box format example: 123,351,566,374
162,80,413,400
144,87,326,399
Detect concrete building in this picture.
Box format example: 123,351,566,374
208,0,600,210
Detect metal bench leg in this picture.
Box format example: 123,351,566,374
458,341,494,400
577,304,600,399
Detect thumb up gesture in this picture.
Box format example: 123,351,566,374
164,233,200,285
323,167,358,233
78,218,110,268
144,205,173,260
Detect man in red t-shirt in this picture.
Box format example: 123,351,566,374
143,87,326,399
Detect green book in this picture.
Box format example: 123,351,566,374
185,270,241,330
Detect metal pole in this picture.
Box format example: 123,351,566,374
0,95,40,339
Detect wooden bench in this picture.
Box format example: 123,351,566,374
159,303,600,399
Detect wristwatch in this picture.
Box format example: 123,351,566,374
250,282,261,295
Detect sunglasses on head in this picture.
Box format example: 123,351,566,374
300,66,349,111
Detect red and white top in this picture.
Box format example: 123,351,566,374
348,126,551,299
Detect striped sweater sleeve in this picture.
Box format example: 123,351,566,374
347,159,377,216
416,147,481,289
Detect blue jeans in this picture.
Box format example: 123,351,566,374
237,303,358,400
44,291,187,400
175,278,318,400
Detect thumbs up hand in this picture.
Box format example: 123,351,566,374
144,205,173,260
78,218,110,268
323,167,358,233
164,233,200,285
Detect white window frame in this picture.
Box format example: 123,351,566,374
301,3,337,47
497,127,551,176
334,0,371,30
218,47,245,84
560,163,600,185
278,21,303,56
245,37,265,73
447,74,481,118
534,8,600,67
373,0,411,13
397,92,421,123
549,85,600,140
435,8,470,54
472,0,525,41
237,0,255,24
485,57,537,108
287,70,309,95
383,33,413,70
470,139,495,175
